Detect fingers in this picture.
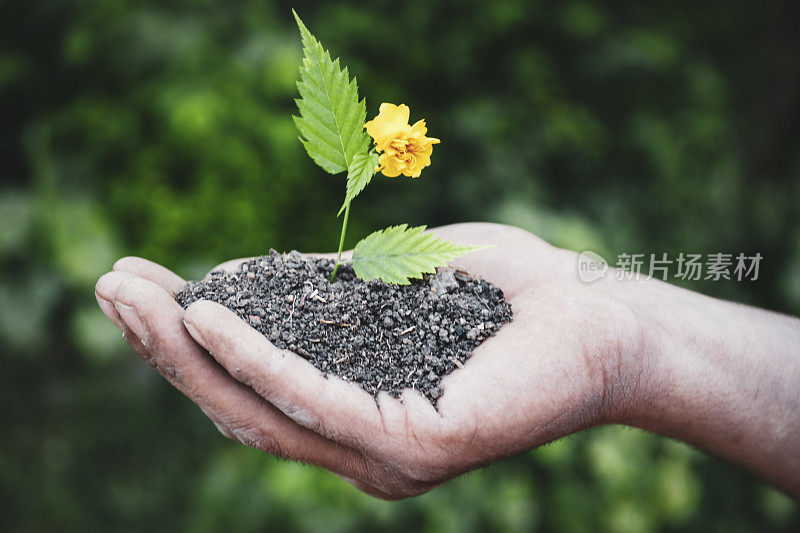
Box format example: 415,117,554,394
183,300,388,453
96,271,142,332
95,271,375,480
96,279,125,330
113,256,186,294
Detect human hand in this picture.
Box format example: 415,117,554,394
100,221,800,500
95,222,647,498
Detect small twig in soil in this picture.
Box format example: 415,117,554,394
284,299,296,323
299,285,313,307
451,357,464,369
474,291,491,309
399,326,416,336
320,318,352,327
295,347,313,359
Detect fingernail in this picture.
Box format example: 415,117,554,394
96,293,123,330
183,319,204,345
115,302,146,340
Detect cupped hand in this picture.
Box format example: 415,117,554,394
95,223,643,499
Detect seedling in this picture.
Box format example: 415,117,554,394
292,11,484,284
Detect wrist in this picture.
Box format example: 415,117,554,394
602,276,751,427
601,278,702,425
601,275,800,495
585,275,668,426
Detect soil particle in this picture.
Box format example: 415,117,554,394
175,250,513,405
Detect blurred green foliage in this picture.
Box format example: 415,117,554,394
2,0,799,530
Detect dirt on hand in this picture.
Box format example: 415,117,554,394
176,251,513,405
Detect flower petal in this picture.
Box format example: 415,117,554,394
378,153,403,177
365,103,411,149
409,119,428,137
379,103,410,124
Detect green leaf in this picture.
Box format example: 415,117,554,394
351,224,485,284
293,11,370,174
338,151,380,216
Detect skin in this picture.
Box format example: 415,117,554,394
94,223,800,499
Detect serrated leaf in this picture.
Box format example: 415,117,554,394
351,224,484,284
338,151,380,216
293,11,370,174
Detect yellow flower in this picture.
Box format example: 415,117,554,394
364,103,440,178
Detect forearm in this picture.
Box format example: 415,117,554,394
614,279,800,496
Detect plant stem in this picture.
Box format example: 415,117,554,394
330,203,350,282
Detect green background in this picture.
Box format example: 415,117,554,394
2,0,799,530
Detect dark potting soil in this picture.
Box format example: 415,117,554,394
175,250,513,405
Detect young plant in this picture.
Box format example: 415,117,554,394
292,11,483,284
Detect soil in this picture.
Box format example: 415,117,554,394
175,250,513,405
